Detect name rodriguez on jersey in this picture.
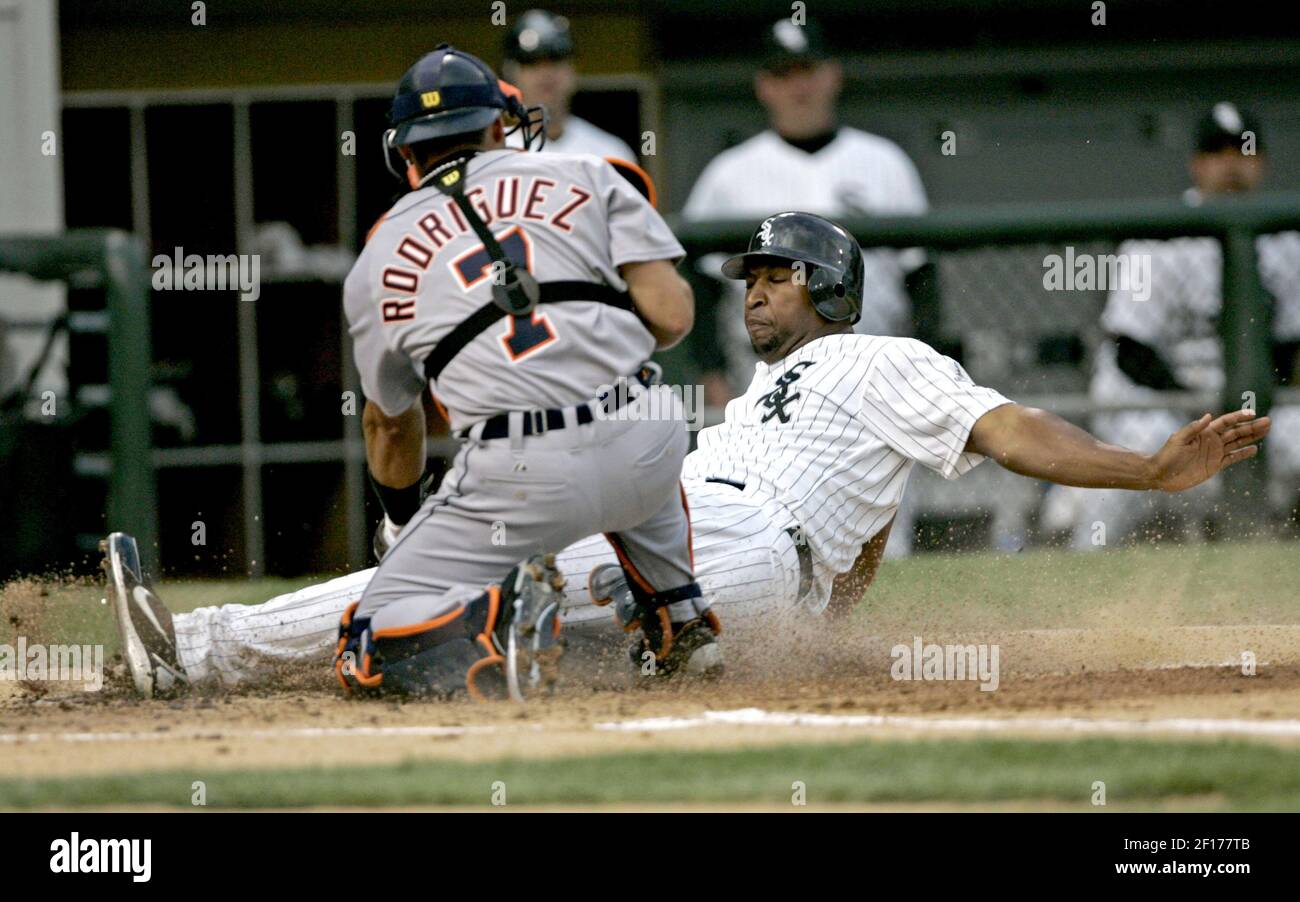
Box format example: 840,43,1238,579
374,174,594,323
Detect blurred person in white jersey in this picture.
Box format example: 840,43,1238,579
501,8,637,161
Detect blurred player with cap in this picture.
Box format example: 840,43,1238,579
502,8,638,160
1185,102,1267,204
1044,101,1300,546
684,16,930,406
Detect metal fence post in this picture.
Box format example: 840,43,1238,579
103,230,159,569
1218,225,1273,535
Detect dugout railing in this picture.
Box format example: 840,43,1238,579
0,230,156,568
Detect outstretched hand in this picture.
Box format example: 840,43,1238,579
1149,410,1271,493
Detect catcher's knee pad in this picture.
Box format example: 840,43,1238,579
334,588,508,700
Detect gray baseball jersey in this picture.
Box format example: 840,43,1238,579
345,148,682,430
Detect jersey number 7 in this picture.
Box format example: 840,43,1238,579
451,225,556,361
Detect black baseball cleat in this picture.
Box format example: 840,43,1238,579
589,563,724,680
101,532,188,697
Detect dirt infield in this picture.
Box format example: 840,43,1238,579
3,542,1298,808
3,622,1299,781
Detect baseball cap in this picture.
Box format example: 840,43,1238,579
1195,102,1263,154
760,18,829,72
504,9,574,64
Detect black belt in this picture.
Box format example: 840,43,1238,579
783,526,814,601
463,368,653,441
705,477,746,491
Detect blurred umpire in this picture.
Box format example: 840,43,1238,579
502,9,638,160
1048,102,1300,546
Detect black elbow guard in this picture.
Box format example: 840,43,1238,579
1114,335,1185,391
1274,339,1300,386
369,465,431,527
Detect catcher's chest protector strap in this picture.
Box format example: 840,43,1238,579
418,152,635,384
423,281,634,383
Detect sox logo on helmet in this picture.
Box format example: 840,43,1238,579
721,211,866,324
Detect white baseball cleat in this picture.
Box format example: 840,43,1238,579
101,532,188,697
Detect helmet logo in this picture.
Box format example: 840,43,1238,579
420,90,442,109
757,218,775,246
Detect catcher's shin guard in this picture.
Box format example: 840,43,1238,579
334,554,565,701
589,564,722,678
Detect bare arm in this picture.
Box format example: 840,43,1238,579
362,399,426,490
826,520,893,619
966,403,1270,492
620,259,694,350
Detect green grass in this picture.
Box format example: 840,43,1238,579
860,540,1300,633
3,735,1300,810
0,573,333,654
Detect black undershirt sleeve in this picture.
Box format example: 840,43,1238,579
1274,339,1300,386
1113,334,1186,391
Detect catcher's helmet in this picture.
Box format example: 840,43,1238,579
504,9,575,64
383,45,546,182
388,44,522,146
721,212,865,324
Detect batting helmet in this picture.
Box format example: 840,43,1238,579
504,9,575,64
721,212,865,324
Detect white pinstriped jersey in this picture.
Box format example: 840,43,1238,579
1092,232,1300,404
682,334,1012,577
170,340,1012,688
505,114,637,161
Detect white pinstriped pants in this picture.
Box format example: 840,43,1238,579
172,481,806,688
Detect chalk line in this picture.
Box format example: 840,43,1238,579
4,708,1300,745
